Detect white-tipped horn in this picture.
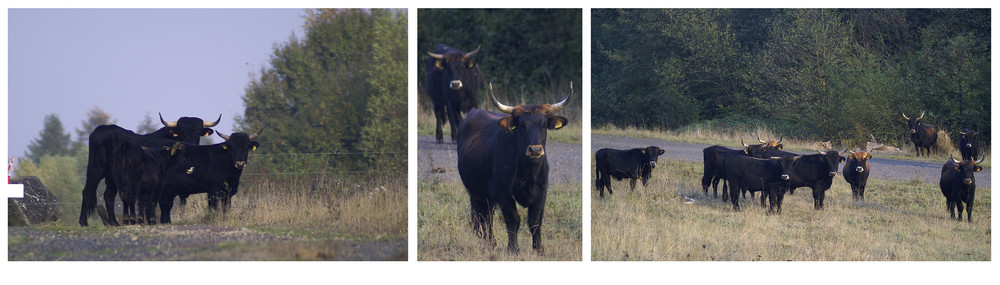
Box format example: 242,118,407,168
204,114,221,127
757,135,766,143
777,137,783,144
217,132,231,141
741,139,749,147
950,154,960,164
427,51,443,59
249,129,262,140
464,44,481,58
159,113,177,127
901,111,910,120
489,83,515,114
976,156,986,164
917,111,925,120
548,81,573,113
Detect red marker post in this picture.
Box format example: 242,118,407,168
7,157,24,198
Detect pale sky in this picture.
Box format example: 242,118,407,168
6,8,306,158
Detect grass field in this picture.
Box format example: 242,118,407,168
591,157,991,261
418,179,582,261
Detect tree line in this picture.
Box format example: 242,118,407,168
593,9,990,148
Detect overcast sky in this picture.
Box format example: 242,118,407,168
6,8,306,158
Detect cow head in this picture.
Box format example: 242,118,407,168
960,129,979,148
844,149,872,173
950,155,984,185
160,113,221,144
641,146,665,169
490,82,571,160
817,150,844,177
216,130,262,170
902,111,926,134
770,156,799,182
428,45,482,91
742,136,781,157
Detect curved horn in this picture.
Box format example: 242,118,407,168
216,132,231,141
917,111,925,120
249,129,263,140
741,139,749,147
159,113,177,127
950,154,960,164
901,111,910,120
976,156,985,164
548,81,573,113
489,83,515,114
427,51,443,59
204,114,221,127
817,150,827,155
757,135,766,143
464,44,481,58
777,137,783,144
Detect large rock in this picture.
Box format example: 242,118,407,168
8,199,30,226
10,176,63,224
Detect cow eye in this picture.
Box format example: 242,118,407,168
466,61,475,68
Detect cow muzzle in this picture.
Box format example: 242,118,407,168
780,174,790,181
450,80,463,90
235,161,247,169
966,143,973,148
648,161,656,168
526,145,545,159
910,129,917,134
855,166,865,173
829,171,838,177
964,178,973,185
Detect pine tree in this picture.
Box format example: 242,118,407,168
25,114,73,163
75,106,115,145
136,112,158,134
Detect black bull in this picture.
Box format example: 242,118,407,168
903,111,938,157
754,150,844,210
158,131,261,224
939,156,984,223
721,155,797,213
594,146,664,197
79,114,220,226
456,82,570,253
426,44,484,143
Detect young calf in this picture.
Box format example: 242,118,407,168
721,155,797,213
110,141,185,225
842,150,872,201
595,146,665,197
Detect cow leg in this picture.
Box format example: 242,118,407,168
966,199,973,223
629,179,637,192
527,198,547,254
433,104,447,144
812,188,825,210
721,179,728,201
79,174,105,226
712,176,722,198
605,176,613,196
956,201,965,221
447,104,463,143
701,171,712,195
776,190,785,214
159,195,175,224
103,183,120,226
470,198,495,248
595,170,606,197
946,199,956,219
497,200,522,253
730,183,741,211
760,190,767,208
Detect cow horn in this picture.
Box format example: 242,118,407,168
950,154,960,164
976,156,985,164
489,83,515,114
548,81,573,113
817,150,826,155
777,137,783,143
217,132,231,141
159,113,177,127
757,135,766,143
960,130,969,135
464,44,481,59
249,129,263,140
901,112,909,120
204,114,221,127
917,111,925,120
741,139,749,147
427,51,443,59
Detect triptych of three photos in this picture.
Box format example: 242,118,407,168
5,7,991,268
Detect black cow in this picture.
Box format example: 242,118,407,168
701,145,747,199
760,150,843,209
594,146,664,197
158,131,261,224
456,82,570,253
426,44,484,143
959,129,982,161
79,114,220,226
902,111,938,157
842,150,872,201
721,155,797,213
110,140,185,225
939,156,984,223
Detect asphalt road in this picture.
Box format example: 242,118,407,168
591,134,990,189
417,135,582,185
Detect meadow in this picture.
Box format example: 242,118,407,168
418,179,582,261
590,157,991,261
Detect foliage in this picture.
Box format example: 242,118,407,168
75,106,115,144
25,114,74,164
135,112,158,135
417,9,582,113
237,9,407,173
14,147,89,224
592,9,990,147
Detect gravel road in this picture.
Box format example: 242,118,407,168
591,134,990,189
417,135,582,185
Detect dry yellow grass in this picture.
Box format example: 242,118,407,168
172,175,407,239
591,157,991,261
418,179,582,261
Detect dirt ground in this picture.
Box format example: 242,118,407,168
8,224,406,261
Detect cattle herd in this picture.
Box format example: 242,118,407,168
595,112,986,223
78,113,261,226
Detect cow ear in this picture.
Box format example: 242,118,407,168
866,154,872,160
975,166,983,172
777,144,783,150
202,128,214,137
434,60,444,70
251,141,260,151
641,149,646,155
498,116,516,132
548,116,568,130
839,157,845,163
221,144,228,150
658,149,665,155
